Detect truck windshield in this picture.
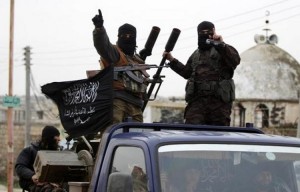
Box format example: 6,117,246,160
158,144,300,192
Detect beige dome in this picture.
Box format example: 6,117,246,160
234,43,300,101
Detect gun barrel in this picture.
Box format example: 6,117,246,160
113,64,158,72
165,28,181,52
144,26,160,52
142,28,181,111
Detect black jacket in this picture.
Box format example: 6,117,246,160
15,142,39,191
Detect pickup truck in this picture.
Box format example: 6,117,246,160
34,122,300,192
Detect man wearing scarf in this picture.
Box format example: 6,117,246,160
92,9,148,124
163,21,241,126
15,126,63,192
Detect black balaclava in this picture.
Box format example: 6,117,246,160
197,21,215,51
40,125,60,150
117,23,137,56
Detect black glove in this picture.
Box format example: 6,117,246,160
92,9,104,28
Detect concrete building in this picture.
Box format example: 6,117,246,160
143,97,185,123
232,31,300,136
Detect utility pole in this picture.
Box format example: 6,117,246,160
25,46,32,147
7,0,15,191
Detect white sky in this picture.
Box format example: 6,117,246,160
1,0,300,98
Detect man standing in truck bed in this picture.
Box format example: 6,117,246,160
163,21,240,126
92,9,150,124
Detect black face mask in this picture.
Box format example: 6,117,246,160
198,34,212,51
40,137,59,150
117,36,136,56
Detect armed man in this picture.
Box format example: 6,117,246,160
163,21,240,126
92,9,152,124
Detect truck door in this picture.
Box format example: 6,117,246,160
96,140,150,192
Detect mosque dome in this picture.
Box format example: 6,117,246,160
233,33,300,101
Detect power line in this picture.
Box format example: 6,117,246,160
225,13,300,39
32,62,97,67
0,63,24,74
33,47,94,54
214,0,290,22
32,53,96,60
1,0,297,67
30,71,59,119
159,0,291,34
219,5,300,31
154,7,300,52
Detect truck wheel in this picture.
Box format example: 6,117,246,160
78,150,94,181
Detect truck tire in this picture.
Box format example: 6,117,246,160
77,150,94,181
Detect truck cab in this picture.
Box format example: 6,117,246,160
88,122,300,192
35,122,300,192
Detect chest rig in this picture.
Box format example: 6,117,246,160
114,54,148,94
185,48,222,101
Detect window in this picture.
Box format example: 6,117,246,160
255,104,269,128
108,146,148,192
14,110,25,123
36,110,44,120
158,144,300,192
232,103,245,127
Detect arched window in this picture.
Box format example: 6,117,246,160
232,103,245,127
254,104,269,128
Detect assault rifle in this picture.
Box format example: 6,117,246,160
142,28,181,111
114,64,168,83
86,64,169,83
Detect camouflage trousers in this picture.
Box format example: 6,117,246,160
184,96,232,126
113,98,143,123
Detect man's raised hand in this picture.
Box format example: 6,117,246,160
92,9,104,28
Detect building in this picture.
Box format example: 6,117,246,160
143,97,185,123
232,31,300,135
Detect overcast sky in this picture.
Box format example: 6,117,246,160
1,0,300,98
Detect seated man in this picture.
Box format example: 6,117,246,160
15,126,65,192
167,168,201,192
251,169,291,192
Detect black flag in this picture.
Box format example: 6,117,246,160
41,66,113,138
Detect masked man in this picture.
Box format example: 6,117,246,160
15,126,62,192
163,21,241,126
92,9,149,124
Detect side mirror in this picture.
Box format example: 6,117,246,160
107,172,133,192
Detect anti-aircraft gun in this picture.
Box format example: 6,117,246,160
142,28,181,111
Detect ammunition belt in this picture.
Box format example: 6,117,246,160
194,74,221,81
195,81,218,95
